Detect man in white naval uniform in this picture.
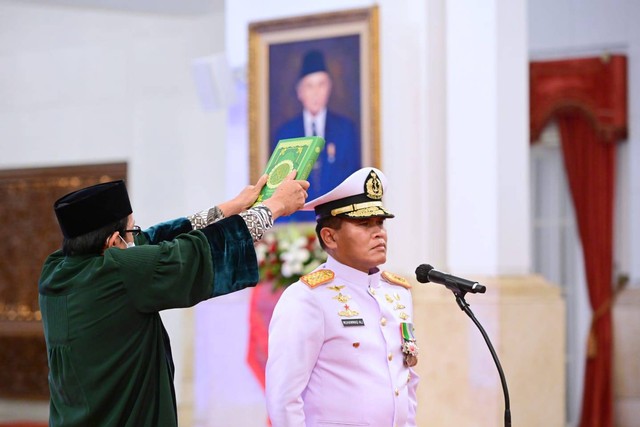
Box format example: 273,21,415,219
266,167,419,427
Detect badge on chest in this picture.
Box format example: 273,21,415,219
341,318,365,327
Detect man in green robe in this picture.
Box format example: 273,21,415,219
39,174,309,426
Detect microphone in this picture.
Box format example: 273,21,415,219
415,264,486,294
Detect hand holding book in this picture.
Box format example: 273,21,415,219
261,170,310,219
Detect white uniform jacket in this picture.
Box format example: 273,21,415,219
266,256,419,427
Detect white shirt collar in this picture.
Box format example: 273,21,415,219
324,255,381,288
303,109,327,138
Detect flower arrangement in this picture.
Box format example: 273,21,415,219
255,224,327,289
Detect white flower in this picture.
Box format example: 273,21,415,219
264,232,277,245
258,225,327,287
281,246,310,277
255,243,269,264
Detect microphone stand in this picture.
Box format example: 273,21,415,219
445,278,512,427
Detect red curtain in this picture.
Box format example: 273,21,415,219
246,282,284,390
557,112,615,427
530,56,627,427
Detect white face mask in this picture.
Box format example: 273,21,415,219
119,234,135,249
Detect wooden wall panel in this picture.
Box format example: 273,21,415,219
0,163,126,399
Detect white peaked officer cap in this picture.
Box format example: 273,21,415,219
302,167,395,221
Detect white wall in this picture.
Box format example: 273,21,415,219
0,0,228,219
225,0,373,69
528,0,640,287
0,0,228,413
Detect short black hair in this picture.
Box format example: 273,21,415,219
315,216,344,250
62,217,128,256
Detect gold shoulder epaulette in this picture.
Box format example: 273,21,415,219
301,269,335,289
381,271,412,289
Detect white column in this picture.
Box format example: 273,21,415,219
422,2,566,426
446,0,530,276
628,2,640,287
378,0,447,272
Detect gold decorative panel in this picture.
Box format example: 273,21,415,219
0,163,126,399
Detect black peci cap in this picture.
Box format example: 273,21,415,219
299,50,329,80
54,180,132,238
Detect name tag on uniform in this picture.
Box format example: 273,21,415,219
342,318,365,327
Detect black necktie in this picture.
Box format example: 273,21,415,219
311,121,321,187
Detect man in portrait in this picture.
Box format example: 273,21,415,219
273,49,361,221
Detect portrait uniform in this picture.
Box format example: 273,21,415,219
274,49,361,222
275,109,360,202
266,168,420,427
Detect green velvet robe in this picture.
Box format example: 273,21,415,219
38,216,258,427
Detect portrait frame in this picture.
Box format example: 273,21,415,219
248,6,380,185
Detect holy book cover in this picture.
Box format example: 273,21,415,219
255,136,325,204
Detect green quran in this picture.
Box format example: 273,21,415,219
255,136,325,204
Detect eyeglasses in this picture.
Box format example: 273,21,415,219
124,225,142,236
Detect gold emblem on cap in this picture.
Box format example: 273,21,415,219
301,269,335,288
345,206,390,218
365,170,383,200
331,201,384,217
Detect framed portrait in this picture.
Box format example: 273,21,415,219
248,7,380,212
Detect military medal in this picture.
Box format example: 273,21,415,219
333,292,351,303
400,322,419,367
338,304,360,317
327,142,336,163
